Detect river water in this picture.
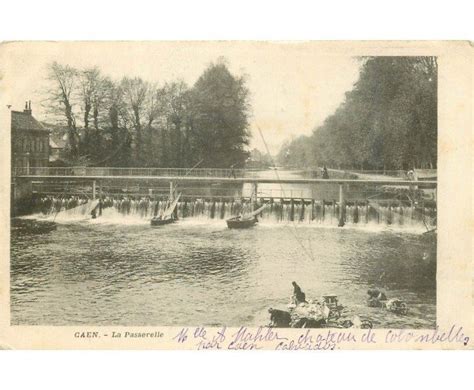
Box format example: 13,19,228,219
11,219,436,328
10,170,436,328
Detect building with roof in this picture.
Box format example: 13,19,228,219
11,101,50,173
45,123,69,164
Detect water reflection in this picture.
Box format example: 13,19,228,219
10,218,436,328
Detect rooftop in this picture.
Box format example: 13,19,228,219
11,110,49,133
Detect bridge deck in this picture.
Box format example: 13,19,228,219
15,175,437,186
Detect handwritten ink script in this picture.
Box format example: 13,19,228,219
173,326,287,350
173,325,470,350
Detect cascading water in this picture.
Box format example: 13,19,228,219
31,195,435,228
32,196,99,221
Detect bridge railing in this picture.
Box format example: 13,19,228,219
13,166,438,183
337,169,407,177
13,166,259,178
30,180,437,203
326,168,437,179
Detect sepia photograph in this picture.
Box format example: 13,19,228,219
2,1,474,388
6,42,439,331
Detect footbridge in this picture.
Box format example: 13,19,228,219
12,166,437,202
12,167,437,224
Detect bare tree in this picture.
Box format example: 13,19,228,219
78,67,113,137
165,81,190,166
92,75,113,131
78,67,100,139
121,77,149,162
44,62,79,156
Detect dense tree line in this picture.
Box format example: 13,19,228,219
44,59,251,168
277,57,437,170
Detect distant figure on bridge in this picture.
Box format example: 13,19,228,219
229,164,236,179
407,169,417,191
322,166,329,179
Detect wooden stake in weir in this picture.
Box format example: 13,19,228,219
338,183,345,227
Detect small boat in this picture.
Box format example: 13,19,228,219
226,204,266,229
226,216,258,229
151,193,181,227
150,215,176,226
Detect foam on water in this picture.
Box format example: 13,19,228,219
26,196,433,234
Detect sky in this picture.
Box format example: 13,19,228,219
1,41,362,155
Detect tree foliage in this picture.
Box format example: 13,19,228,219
43,60,251,168
189,62,251,167
278,57,437,170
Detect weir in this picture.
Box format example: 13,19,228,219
32,195,436,228
15,175,437,200
13,168,437,228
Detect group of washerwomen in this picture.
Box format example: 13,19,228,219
367,288,409,315
267,282,339,329
268,281,409,328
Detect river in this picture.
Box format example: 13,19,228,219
10,170,436,328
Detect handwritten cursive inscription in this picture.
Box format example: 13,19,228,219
172,324,470,350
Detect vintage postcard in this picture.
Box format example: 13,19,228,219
0,41,472,350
